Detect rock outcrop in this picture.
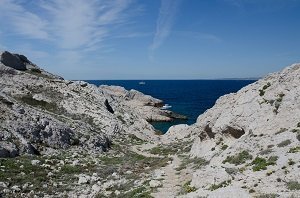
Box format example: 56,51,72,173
0,51,183,157
164,63,300,197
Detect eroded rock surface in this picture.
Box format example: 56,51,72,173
0,51,184,157
163,63,300,197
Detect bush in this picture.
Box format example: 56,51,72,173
288,146,300,153
286,181,300,190
251,156,278,171
30,68,42,73
209,180,231,191
181,180,197,194
259,90,265,96
277,139,291,147
222,151,253,165
221,145,228,150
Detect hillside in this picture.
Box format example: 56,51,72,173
165,63,300,197
0,51,299,197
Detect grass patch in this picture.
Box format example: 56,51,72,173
222,150,253,165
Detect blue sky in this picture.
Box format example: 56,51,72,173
0,0,300,79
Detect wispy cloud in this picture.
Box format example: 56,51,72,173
0,0,49,39
150,0,181,51
0,0,134,51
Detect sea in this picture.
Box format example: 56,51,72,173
87,80,256,133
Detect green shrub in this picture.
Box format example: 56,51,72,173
209,180,231,191
222,151,253,165
255,194,279,198
225,167,238,175
288,159,295,166
30,68,42,73
259,90,265,96
277,139,291,147
221,145,228,150
251,156,278,171
288,146,300,153
286,181,300,190
181,180,197,194
263,82,271,90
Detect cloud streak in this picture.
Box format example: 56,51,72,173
0,0,133,51
150,0,181,51
0,0,49,39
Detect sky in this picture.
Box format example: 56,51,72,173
0,0,300,80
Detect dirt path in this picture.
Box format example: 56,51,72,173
150,155,183,198
130,143,192,197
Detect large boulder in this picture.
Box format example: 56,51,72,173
0,51,27,71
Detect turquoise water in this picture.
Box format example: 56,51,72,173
87,80,255,133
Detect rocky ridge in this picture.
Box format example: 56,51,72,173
0,50,186,157
164,63,300,197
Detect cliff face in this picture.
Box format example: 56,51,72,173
165,63,300,197
0,51,180,157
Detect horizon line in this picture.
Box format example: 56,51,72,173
77,77,261,81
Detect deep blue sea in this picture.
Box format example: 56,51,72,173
87,80,255,133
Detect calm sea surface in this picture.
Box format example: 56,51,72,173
87,80,255,133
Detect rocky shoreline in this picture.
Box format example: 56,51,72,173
0,51,299,197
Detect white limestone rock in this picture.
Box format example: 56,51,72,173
149,180,162,188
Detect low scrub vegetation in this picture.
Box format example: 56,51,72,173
286,181,300,190
222,150,253,165
209,180,231,191
251,156,278,171
277,139,291,147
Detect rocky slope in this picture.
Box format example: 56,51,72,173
165,63,300,197
1,50,299,198
0,51,187,159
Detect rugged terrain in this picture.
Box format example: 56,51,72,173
0,51,299,198
165,63,300,197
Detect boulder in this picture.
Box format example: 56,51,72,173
0,51,26,71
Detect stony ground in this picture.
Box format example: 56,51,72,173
0,134,198,197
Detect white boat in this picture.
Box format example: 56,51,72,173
161,104,172,110
139,81,146,85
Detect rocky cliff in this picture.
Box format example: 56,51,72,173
165,63,300,197
0,51,185,158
